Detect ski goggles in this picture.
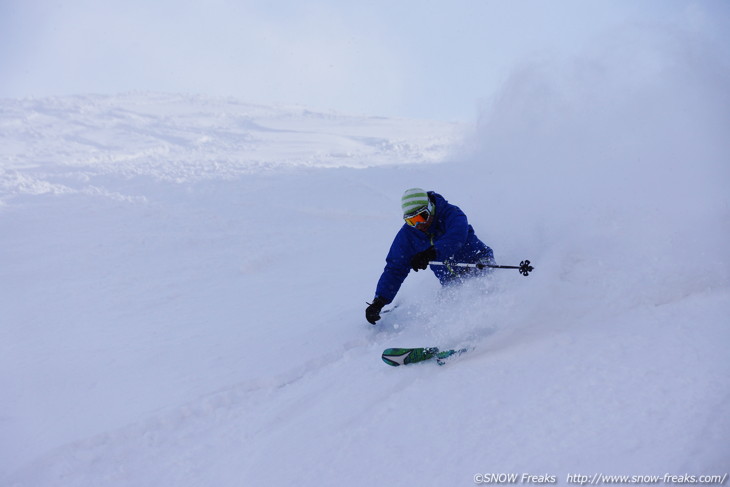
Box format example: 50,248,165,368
404,207,432,227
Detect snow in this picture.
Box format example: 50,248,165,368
2,43,729,485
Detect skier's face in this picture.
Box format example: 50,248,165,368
414,213,434,232
404,206,434,232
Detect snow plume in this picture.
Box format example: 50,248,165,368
455,25,730,308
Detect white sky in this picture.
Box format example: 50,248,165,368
1,0,728,120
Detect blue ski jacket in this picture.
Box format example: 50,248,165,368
374,192,493,304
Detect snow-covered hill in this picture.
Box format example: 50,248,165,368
2,46,729,485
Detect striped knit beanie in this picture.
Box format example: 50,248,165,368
401,188,432,217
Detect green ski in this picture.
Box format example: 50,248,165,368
381,347,467,366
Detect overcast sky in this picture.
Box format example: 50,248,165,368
1,0,728,120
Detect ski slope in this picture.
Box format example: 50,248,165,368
2,49,729,485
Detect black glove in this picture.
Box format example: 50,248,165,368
410,246,437,272
366,297,388,324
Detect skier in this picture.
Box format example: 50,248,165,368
366,188,494,324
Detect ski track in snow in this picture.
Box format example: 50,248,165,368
1,85,729,486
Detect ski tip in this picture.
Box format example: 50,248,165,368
381,348,416,366
381,355,402,366
381,347,444,367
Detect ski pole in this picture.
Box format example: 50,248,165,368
428,259,534,276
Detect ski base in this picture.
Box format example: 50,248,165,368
381,347,467,366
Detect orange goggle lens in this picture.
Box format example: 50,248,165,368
404,210,430,227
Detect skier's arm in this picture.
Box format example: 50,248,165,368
374,229,413,303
